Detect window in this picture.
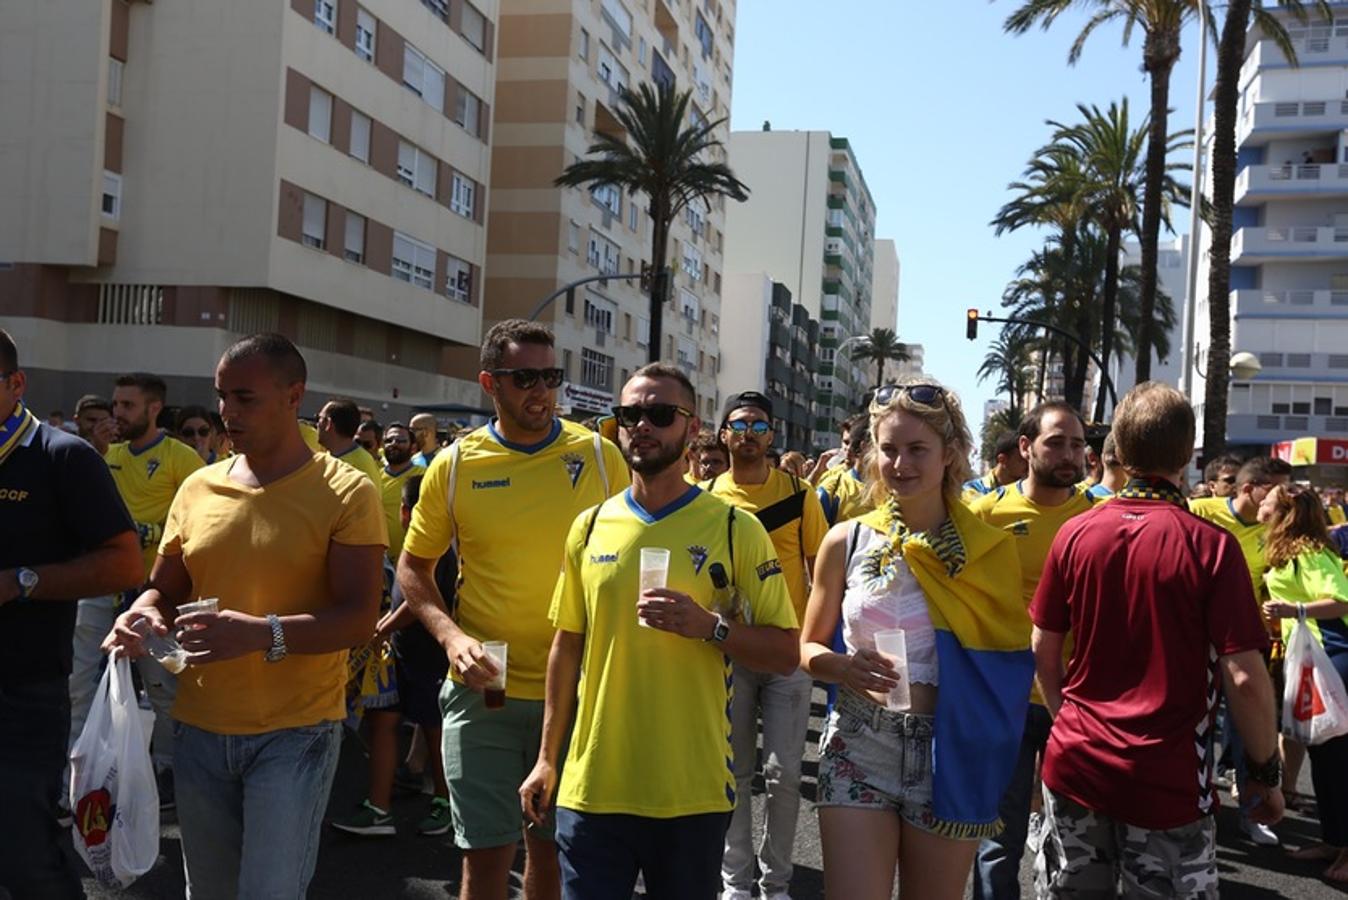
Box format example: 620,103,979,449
581,348,614,390
393,232,435,289
592,183,621,216
446,255,473,302
575,92,585,125
355,8,376,62
420,0,449,22
107,58,123,107
563,349,573,379
344,212,365,263
460,2,486,52
637,316,650,347
587,230,620,275
695,12,714,58
638,36,647,65
349,111,370,162
451,173,476,217
397,141,437,196
101,171,121,220
597,44,629,93
680,289,699,321
308,86,332,143
314,0,336,34
601,0,632,37
454,88,481,135
579,29,589,60
628,202,638,231
652,51,675,90
302,193,326,249
585,295,616,334
568,220,580,253
403,44,445,112
681,242,703,279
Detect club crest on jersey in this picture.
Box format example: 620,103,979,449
561,452,585,489
145,458,161,479
1010,520,1030,536
687,545,708,575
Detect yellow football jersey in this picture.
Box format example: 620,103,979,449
816,466,874,525
403,418,629,699
1190,496,1270,606
105,433,206,575
380,462,425,559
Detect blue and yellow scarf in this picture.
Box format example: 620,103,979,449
857,496,1032,838
0,402,38,468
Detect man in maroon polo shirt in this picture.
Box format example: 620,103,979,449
1030,382,1283,898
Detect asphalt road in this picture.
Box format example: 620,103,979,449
81,691,1348,899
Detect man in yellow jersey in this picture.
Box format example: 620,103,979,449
105,333,387,896
356,420,384,460
703,391,827,900
963,431,1028,502
968,401,1092,900
816,426,875,525
317,397,382,487
520,364,799,900
378,423,424,561
1204,454,1243,499
1323,486,1348,526
104,372,205,794
398,319,628,900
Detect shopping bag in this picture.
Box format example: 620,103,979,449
1281,617,1348,746
68,650,161,887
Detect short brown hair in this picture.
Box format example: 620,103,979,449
1237,455,1292,488
480,319,554,371
629,363,697,409
1111,382,1194,476
114,372,168,405
1265,486,1333,570
689,430,726,457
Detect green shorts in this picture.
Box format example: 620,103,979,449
440,681,553,849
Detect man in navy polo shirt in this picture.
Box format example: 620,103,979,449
0,328,142,898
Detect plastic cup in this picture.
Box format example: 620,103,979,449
131,617,188,674
176,597,219,624
638,548,671,628
873,629,911,712
482,641,507,709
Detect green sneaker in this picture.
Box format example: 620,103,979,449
418,796,452,837
331,799,395,837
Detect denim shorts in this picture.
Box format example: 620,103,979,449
815,689,940,835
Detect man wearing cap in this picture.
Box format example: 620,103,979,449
703,391,828,900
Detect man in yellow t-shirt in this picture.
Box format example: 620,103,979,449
107,334,386,897
967,402,1093,899
962,430,1028,504
702,391,826,900
398,319,627,899
520,364,798,899
377,423,424,561
816,426,875,525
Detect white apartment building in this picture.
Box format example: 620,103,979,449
1102,236,1188,404
1191,14,1348,450
489,0,736,422
0,0,496,419
724,129,877,449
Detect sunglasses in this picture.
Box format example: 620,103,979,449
610,404,695,429
872,383,946,409
180,426,212,439
490,367,564,390
1216,475,1237,485
725,420,771,435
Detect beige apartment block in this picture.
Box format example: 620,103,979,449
0,0,496,421
870,237,913,382
490,0,735,421
724,129,877,445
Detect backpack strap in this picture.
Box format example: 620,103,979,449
591,431,610,496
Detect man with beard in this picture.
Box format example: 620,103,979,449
378,424,424,562
399,319,627,900
520,364,799,900
104,372,205,799
968,401,1094,900
702,392,827,900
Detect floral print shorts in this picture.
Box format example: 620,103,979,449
815,689,939,834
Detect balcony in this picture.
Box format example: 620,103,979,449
770,320,790,348
1227,412,1348,444
766,355,791,386
1235,163,1348,204
1231,225,1348,263
1232,289,1348,316
1241,36,1348,91
1237,99,1348,147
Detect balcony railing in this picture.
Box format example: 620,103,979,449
1236,163,1348,199
1232,288,1348,311
1238,99,1348,144
1232,225,1348,259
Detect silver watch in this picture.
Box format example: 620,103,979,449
16,567,39,601
264,613,288,663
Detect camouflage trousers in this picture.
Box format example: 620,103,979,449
1035,786,1218,899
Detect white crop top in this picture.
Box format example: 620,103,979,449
841,523,939,686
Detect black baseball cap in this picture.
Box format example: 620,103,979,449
721,391,773,428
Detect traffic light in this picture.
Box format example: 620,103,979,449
966,308,979,340
640,263,653,294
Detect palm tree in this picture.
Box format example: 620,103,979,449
1005,0,1208,384
555,82,749,363
979,332,1034,413
853,328,911,389
1203,1,1324,461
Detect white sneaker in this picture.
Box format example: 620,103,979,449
1242,816,1280,846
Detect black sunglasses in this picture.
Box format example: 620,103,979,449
180,426,212,439
726,420,771,435
611,404,695,429
490,367,564,390
872,383,946,409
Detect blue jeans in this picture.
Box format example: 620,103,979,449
174,720,342,900
556,808,730,900
973,703,1053,900
0,677,84,899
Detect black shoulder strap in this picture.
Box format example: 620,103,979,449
792,472,805,557
580,505,602,549
845,520,862,568
727,505,736,582
754,489,806,534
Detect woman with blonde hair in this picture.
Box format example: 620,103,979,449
800,378,1032,899
1260,484,1348,881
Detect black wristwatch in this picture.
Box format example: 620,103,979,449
1244,751,1283,788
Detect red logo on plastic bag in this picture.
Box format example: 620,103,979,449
76,788,113,847
1294,663,1327,722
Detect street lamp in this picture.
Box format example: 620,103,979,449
1193,346,1263,381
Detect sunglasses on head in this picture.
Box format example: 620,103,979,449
610,403,694,429
490,367,564,390
725,420,771,435
872,383,946,410
180,426,212,439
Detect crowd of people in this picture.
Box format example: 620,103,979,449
2,316,1348,899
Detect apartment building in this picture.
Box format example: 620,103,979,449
0,0,494,419
869,237,907,382
489,0,736,422
724,129,877,449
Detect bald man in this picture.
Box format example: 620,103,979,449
410,414,441,468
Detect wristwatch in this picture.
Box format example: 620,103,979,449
15,567,39,601
264,613,288,663
1244,751,1284,788
706,613,731,644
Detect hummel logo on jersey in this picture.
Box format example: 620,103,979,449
472,478,511,490
561,452,585,489
589,553,618,564
146,459,161,479
687,545,708,575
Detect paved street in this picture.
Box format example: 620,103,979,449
82,690,1348,899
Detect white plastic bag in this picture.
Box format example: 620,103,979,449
1282,616,1348,746
68,651,161,887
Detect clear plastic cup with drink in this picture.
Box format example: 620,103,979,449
638,548,671,628
131,617,188,674
482,641,507,710
873,628,911,712
176,597,219,628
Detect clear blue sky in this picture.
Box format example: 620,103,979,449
728,1,1206,420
